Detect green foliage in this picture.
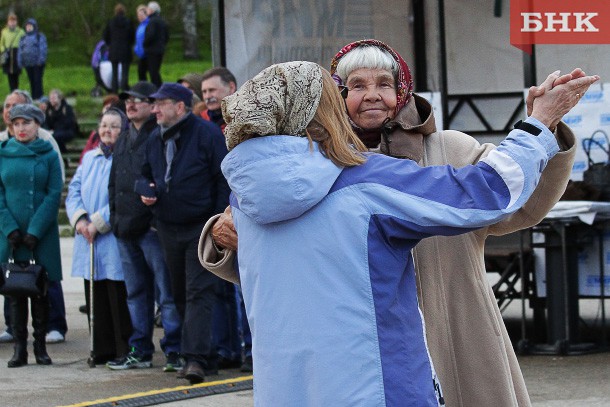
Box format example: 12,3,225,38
4,0,212,66
0,3,214,128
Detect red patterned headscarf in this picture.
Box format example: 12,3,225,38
330,39,413,114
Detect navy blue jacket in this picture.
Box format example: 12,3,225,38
142,113,229,225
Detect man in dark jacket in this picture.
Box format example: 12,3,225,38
143,2,169,87
107,81,182,373
103,3,134,93
139,83,230,384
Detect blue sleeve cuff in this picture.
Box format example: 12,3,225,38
525,116,560,157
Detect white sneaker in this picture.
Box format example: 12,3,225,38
46,330,65,344
0,330,14,343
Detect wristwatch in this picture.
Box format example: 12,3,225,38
513,120,542,136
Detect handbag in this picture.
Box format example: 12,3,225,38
582,130,610,201
0,252,48,297
1,36,17,67
0,50,8,66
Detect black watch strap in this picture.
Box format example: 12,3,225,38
513,120,542,136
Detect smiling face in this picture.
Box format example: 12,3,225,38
201,75,235,111
344,68,397,130
98,113,122,147
12,117,39,143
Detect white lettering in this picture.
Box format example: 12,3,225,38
544,12,571,32
573,12,599,32
521,13,543,32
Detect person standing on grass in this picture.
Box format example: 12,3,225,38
0,13,25,92
18,18,47,101
134,4,150,82
143,1,169,87
103,3,135,94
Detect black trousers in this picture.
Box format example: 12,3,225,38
137,58,148,82
25,65,44,100
156,221,219,367
111,61,130,93
83,279,132,363
146,53,164,87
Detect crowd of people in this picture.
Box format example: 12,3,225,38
0,3,601,406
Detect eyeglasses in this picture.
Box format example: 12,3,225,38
99,124,122,131
152,99,176,108
125,97,150,104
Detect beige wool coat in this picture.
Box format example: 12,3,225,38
199,94,576,407
400,95,575,407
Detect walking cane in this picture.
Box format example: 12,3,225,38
87,242,96,368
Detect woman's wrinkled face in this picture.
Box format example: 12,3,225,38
98,114,122,147
344,68,397,130
12,118,39,143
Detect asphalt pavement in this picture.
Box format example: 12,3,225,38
0,237,608,406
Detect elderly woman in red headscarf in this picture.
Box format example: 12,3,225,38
326,39,585,407
200,40,594,407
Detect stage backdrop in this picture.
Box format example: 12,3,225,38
223,0,414,87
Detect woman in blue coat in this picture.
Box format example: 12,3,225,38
66,107,132,364
0,104,62,367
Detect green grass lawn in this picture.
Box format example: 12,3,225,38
0,38,213,132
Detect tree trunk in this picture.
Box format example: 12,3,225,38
182,0,199,59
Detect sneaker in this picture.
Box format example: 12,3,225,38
0,330,14,343
46,330,65,344
164,352,183,372
106,348,152,370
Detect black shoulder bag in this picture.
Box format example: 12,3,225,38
582,130,610,201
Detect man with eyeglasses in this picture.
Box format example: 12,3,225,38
138,83,230,384
106,82,182,373
0,89,67,346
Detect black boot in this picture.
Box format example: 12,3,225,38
8,340,28,368
32,294,52,365
33,340,52,365
7,296,28,368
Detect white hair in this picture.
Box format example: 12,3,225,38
147,1,160,13
335,45,398,83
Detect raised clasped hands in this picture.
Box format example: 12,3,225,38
527,68,600,131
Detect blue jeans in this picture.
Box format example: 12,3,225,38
117,229,181,356
212,280,241,362
237,285,252,358
47,281,68,335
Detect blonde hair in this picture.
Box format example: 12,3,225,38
306,69,367,167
